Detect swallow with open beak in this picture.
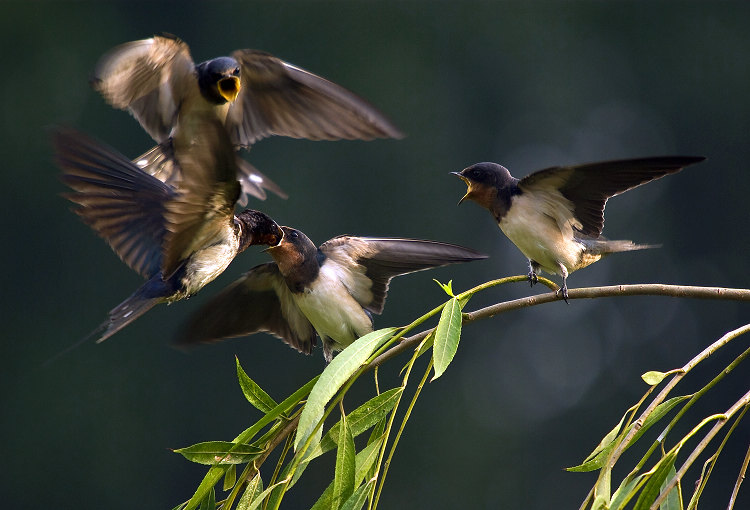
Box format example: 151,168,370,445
453,156,705,301
176,227,486,361
91,34,403,203
54,115,283,343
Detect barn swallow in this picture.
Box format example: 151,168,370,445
92,34,403,203
453,156,705,301
176,227,486,361
54,116,283,343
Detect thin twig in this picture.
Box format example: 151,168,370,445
729,443,750,510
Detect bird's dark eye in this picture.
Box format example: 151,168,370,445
233,67,240,76
289,230,299,238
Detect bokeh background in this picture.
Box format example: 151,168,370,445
2,1,749,508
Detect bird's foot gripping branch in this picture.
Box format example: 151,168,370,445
171,278,750,510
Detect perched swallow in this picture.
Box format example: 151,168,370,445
92,34,403,203
54,116,283,343
176,227,486,361
453,156,705,301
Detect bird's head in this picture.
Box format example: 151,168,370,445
452,162,511,208
265,226,318,276
236,210,283,251
197,57,242,104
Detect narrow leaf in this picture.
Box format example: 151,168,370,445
332,415,356,509
630,396,691,446
175,441,264,465
610,474,646,510
296,328,396,452
236,473,263,510
568,413,626,471
236,358,278,413
199,487,215,510
633,451,679,510
223,464,237,491
431,298,462,380
307,389,402,461
339,480,376,510
310,438,384,510
184,376,319,510
237,479,289,510
659,462,681,510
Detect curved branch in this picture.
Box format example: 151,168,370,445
372,281,750,369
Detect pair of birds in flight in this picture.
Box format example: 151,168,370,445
56,34,704,361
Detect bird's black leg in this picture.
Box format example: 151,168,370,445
555,265,569,304
527,260,539,287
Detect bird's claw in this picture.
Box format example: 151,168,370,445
555,286,569,304
527,271,538,287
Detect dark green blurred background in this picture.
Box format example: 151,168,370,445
2,1,749,508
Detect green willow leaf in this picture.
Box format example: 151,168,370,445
223,464,237,491
568,414,626,472
174,441,264,465
199,487,215,510
184,376,319,510
308,388,402,461
236,473,263,510
332,415,356,509
660,463,681,510
237,479,289,510
296,328,396,452
339,480,375,510
568,396,689,473
610,474,646,510
236,358,278,413
431,297,462,381
633,451,679,510
310,438,384,510
629,396,691,446
641,371,668,386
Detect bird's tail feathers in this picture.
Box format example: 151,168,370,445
581,238,661,255
94,275,176,343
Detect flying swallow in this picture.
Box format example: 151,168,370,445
176,227,486,361
54,116,283,343
91,34,403,203
453,156,705,301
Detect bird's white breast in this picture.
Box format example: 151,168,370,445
182,226,239,296
294,263,373,350
499,192,584,275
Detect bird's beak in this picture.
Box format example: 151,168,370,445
451,171,472,205
218,76,241,103
264,227,286,252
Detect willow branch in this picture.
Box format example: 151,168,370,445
217,281,750,501
372,282,750,369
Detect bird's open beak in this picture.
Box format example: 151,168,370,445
451,171,472,205
264,227,286,252
218,76,241,103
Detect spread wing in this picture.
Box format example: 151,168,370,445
175,263,317,354
225,50,403,148
321,237,487,314
91,34,196,143
161,116,241,277
519,156,705,237
55,128,174,279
